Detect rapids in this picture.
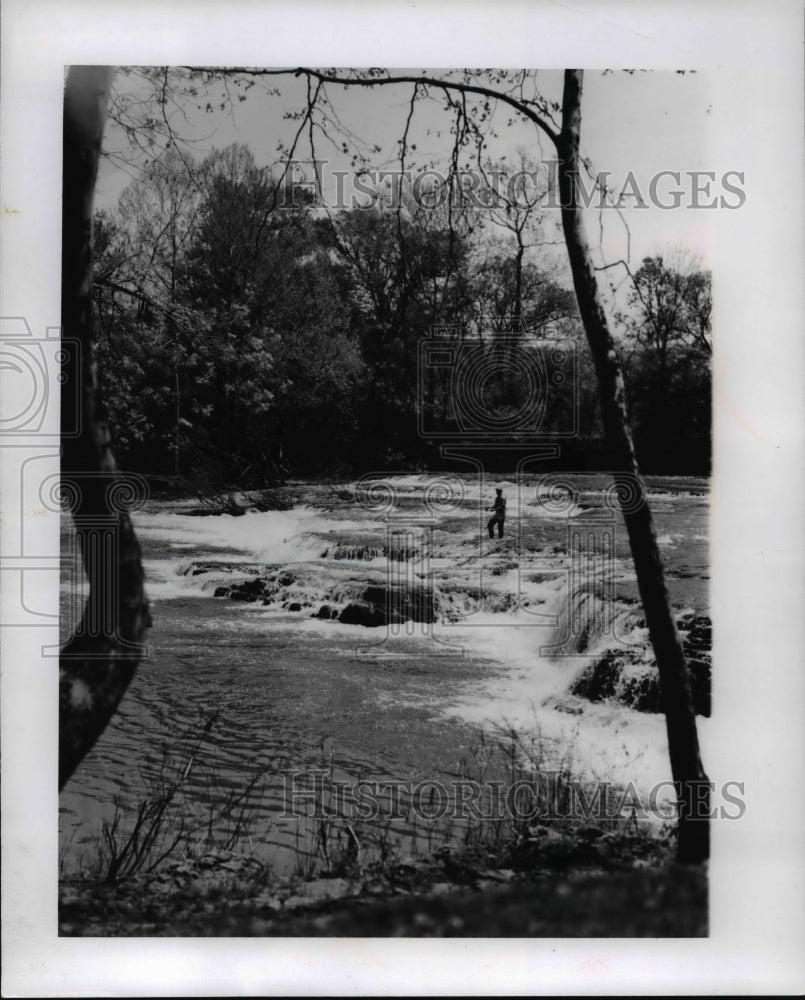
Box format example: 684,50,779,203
59,474,711,875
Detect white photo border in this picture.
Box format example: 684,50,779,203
1,0,803,995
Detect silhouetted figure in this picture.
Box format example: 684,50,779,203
487,488,506,539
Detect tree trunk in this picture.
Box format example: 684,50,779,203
557,70,709,862
60,66,151,790
174,358,181,476
514,242,524,327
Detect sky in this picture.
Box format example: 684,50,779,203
96,67,716,281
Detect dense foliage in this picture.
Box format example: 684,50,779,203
94,144,711,482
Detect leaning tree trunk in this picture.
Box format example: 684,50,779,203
60,66,151,790
557,70,709,863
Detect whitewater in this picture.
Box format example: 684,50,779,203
132,475,712,806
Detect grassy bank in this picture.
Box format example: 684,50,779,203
59,716,707,937
60,851,706,937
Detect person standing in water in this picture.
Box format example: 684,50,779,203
487,487,506,539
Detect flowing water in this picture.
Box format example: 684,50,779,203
59,474,710,876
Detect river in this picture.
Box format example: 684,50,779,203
59,474,711,876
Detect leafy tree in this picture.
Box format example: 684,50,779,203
623,254,712,470
473,151,565,328
327,201,471,464
92,142,364,479
179,144,362,477
93,150,206,473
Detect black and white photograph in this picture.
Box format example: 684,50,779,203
1,1,803,995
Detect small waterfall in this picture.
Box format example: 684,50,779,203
321,542,423,562
542,580,645,658
325,544,385,561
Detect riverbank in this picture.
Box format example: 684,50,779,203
60,828,706,937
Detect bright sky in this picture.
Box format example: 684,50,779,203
96,67,715,279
